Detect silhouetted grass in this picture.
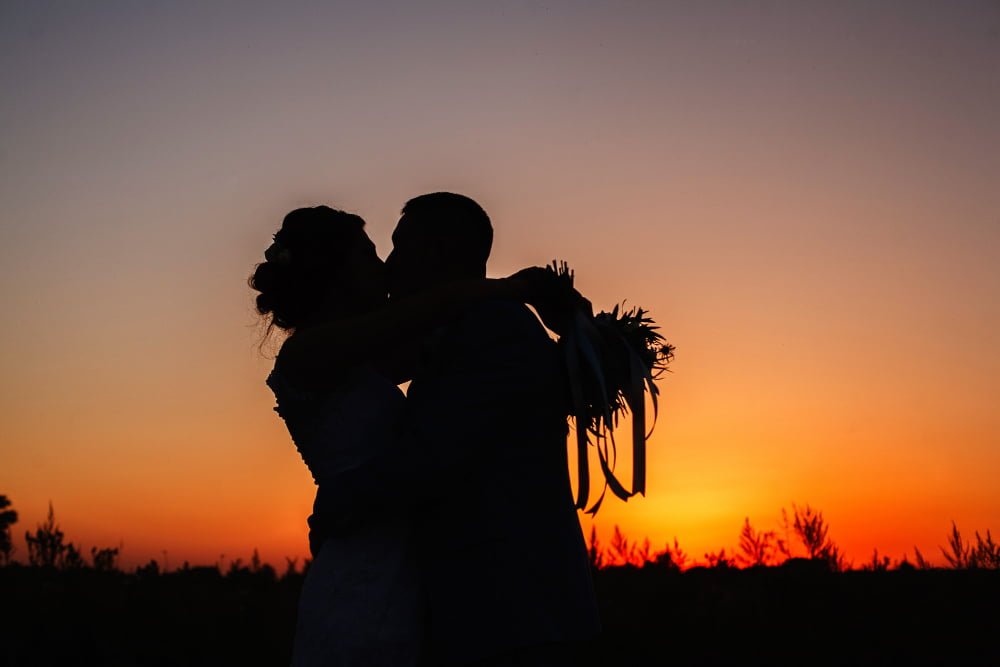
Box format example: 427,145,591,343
3,559,998,666
2,498,998,666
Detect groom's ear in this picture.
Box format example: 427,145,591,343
432,236,486,279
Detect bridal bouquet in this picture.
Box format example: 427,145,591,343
545,262,674,514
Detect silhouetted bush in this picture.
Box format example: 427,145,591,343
737,516,777,566
941,521,1000,569
25,502,68,568
1,496,999,666
0,494,17,564
62,542,85,570
703,547,735,569
91,546,120,572
862,548,892,572
135,558,160,577
652,537,688,572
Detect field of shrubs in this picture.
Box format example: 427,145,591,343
2,496,997,666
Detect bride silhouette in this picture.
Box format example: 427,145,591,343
251,195,600,667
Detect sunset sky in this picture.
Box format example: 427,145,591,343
2,2,998,569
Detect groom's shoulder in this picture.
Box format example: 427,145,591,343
458,298,548,340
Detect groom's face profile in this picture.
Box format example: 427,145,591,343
385,214,436,300
385,193,493,300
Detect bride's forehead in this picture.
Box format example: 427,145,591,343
347,233,377,257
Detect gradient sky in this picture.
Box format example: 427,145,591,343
2,1,998,568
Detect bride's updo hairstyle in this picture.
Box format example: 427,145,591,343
250,206,367,333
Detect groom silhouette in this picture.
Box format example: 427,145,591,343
386,193,599,666
310,192,600,666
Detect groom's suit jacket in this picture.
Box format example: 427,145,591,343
405,299,601,666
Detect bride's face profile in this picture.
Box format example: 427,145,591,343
318,232,387,319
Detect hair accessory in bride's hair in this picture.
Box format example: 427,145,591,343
264,238,292,265
546,261,675,515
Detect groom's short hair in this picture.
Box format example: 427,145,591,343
401,192,493,272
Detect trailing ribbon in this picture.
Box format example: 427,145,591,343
560,301,669,514
563,324,589,511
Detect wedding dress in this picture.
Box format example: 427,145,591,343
267,361,422,667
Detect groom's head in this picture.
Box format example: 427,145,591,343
386,192,493,298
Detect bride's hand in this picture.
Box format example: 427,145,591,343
505,266,593,335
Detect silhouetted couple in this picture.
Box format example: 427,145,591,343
251,193,600,667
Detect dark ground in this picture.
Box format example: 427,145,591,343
2,561,998,666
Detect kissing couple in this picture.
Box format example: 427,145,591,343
252,193,625,667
